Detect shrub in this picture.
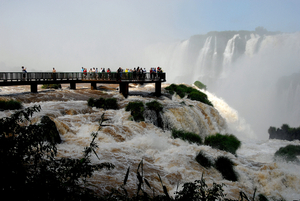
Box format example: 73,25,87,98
188,91,213,107
41,84,61,89
0,106,114,200
175,174,227,201
204,133,241,155
146,100,163,113
165,84,213,107
195,150,214,168
172,129,202,145
215,156,239,182
87,97,118,110
274,144,300,163
0,100,22,110
194,81,207,90
125,101,145,122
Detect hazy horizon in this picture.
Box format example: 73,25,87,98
1,0,300,72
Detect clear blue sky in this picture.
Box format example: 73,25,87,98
1,0,300,71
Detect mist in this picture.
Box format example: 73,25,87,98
144,31,300,140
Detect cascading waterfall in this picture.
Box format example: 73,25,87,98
145,30,300,140
1,84,299,200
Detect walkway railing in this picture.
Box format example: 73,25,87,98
0,72,166,82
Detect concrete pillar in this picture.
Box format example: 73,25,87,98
70,82,76,90
31,84,38,93
119,83,129,98
155,81,161,96
91,82,97,90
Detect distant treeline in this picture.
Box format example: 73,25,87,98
268,124,300,141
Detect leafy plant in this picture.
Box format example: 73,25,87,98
41,84,62,89
215,156,239,182
195,150,214,169
175,173,227,201
0,99,22,110
194,81,207,90
165,84,213,107
0,106,114,200
274,144,300,163
172,129,202,145
125,101,145,122
88,97,118,110
146,100,163,113
204,133,241,155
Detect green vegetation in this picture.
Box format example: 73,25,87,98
41,84,62,89
172,129,202,145
175,173,227,201
204,133,241,155
165,84,213,107
0,106,114,200
274,144,300,163
194,81,207,90
88,97,118,110
268,124,300,141
0,106,273,200
195,150,214,169
0,99,22,110
125,100,164,124
146,100,163,113
215,156,239,182
125,101,145,122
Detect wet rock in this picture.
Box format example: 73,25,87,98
40,116,62,144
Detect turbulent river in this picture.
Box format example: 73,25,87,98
0,83,299,200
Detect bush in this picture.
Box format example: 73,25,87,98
188,91,213,107
41,84,62,89
125,101,145,122
172,129,202,145
146,100,163,113
215,156,239,182
194,81,207,90
268,124,300,141
165,84,213,107
274,144,300,163
0,107,114,200
204,133,241,155
0,100,22,110
88,97,118,110
195,150,214,168
175,174,227,201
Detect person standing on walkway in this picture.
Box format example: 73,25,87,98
22,66,27,80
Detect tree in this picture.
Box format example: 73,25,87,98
0,106,114,200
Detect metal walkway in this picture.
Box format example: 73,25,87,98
0,72,166,97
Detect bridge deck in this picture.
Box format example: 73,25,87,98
0,72,166,97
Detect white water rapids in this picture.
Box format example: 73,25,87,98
0,84,299,200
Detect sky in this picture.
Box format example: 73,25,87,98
1,0,300,72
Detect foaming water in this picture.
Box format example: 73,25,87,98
0,84,299,200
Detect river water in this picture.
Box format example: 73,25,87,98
0,83,299,200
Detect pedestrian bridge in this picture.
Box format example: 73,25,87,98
0,72,166,97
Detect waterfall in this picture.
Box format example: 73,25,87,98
146,31,300,139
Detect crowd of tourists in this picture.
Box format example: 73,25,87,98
80,66,164,81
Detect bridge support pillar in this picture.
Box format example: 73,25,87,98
70,82,76,90
91,82,97,90
119,83,129,98
31,84,38,93
155,81,161,97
